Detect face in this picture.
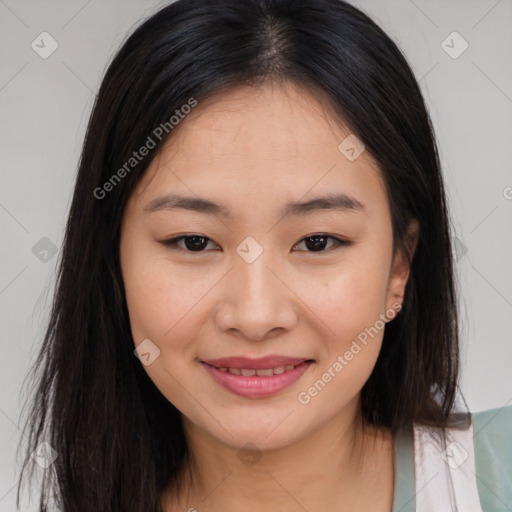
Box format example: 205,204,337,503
120,81,417,451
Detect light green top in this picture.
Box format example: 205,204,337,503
391,404,512,512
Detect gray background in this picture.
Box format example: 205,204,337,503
1,0,511,509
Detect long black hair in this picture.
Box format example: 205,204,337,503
17,0,465,510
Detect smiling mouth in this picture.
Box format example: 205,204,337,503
200,359,315,398
208,363,304,376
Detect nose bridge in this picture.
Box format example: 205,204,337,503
233,237,281,306
215,235,296,339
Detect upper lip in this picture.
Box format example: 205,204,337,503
202,356,311,369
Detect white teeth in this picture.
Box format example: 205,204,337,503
255,368,274,377
219,364,302,375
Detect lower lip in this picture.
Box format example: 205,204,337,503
201,361,313,398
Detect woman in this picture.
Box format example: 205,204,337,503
17,1,511,511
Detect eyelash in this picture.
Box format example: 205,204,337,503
160,234,351,254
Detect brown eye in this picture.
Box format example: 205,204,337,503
161,235,220,252
161,233,351,254
293,234,350,253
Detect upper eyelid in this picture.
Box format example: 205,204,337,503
163,234,350,251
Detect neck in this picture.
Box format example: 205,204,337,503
162,397,394,512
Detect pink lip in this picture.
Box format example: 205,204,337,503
202,355,309,369
201,360,314,398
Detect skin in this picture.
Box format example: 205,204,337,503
120,80,419,511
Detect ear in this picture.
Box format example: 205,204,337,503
385,218,420,320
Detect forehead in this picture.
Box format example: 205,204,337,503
162,81,356,164
131,81,387,216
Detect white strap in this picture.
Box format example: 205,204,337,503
413,420,483,512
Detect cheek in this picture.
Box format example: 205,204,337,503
122,253,167,343
122,251,210,409
123,254,209,344
304,256,391,340
295,267,388,414
295,249,391,401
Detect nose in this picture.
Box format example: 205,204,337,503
214,245,298,342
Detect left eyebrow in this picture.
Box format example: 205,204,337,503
280,193,365,217
143,192,366,218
